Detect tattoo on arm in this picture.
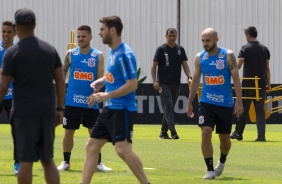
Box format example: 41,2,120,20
229,53,238,71
63,53,70,74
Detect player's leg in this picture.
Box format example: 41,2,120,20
41,160,60,184
198,103,216,179
40,116,60,183
82,138,107,183
84,108,112,171
58,106,81,170
115,140,149,183
81,108,109,183
18,162,33,184
159,85,177,138
254,90,266,141
13,116,41,183
215,105,233,177
111,108,149,183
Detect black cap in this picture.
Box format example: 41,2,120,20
15,8,36,25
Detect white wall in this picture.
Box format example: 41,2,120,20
1,0,281,84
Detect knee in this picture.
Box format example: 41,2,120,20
64,130,75,139
85,139,100,154
115,147,125,159
201,128,212,136
115,145,130,159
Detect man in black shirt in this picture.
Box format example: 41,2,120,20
0,8,65,183
151,28,192,139
230,26,271,141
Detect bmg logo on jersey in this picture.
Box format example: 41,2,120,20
205,75,225,85
74,71,94,81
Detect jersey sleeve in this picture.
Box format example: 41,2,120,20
153,46,162,62
119,53,137,81
54,49,62,69
180,46,188,61
238,46,246,58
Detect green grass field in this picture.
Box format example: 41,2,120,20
0,124,281,184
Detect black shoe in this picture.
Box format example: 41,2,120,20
255,138,266,141
159,133,171,139
171,134,179,139
230,131,243,141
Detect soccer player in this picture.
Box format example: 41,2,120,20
81,16,150,184
186,28,243,179
0,20,19,175
57,25,111,172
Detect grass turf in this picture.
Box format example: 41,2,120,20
0,124,281,184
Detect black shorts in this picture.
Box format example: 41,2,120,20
198,102,233,134
91,107,135,145
63,105,99,129
11,115,55,162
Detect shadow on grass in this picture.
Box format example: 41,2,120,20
217,176,251,181
243,140,280,143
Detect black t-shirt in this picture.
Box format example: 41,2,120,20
2,36,62,117
238,41,270,89
153,43,188,85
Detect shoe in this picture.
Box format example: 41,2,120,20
203,171,215,179
214,161,225,177
159,133,171,139
97,162,112,171
171,134,179,139
230,131,243,141
14,162,19,175
255,138,266,141
57,161,70,170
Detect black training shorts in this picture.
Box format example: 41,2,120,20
11,115,55,162
198,102,233,134
63,105,99,129
91,107,135,145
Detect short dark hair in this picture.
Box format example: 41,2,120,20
166,28,177,35
100,16,123,36
244,26,257,38
2,20,16,31
77,25,92,34
15,8,36,25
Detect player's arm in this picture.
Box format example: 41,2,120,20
0,75,12,103
186,53,201,118
151,61,160,91
107,78,137,99
188,54,201,103
54,66,66,108
90,51,105,94
228,51,243,117
63,50,71,75
266,59,271,91
237,58,244,69
97,51,105,80
181,60,192,84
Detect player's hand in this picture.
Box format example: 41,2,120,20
87,92,109,107
153,81,160,92
186,103,194,118
234,100,244,118
188,78,192,86
90,78,105,93
55,111,63,126
266,84,271,93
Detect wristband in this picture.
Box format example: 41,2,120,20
187,77,192,80
56,107,65,111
